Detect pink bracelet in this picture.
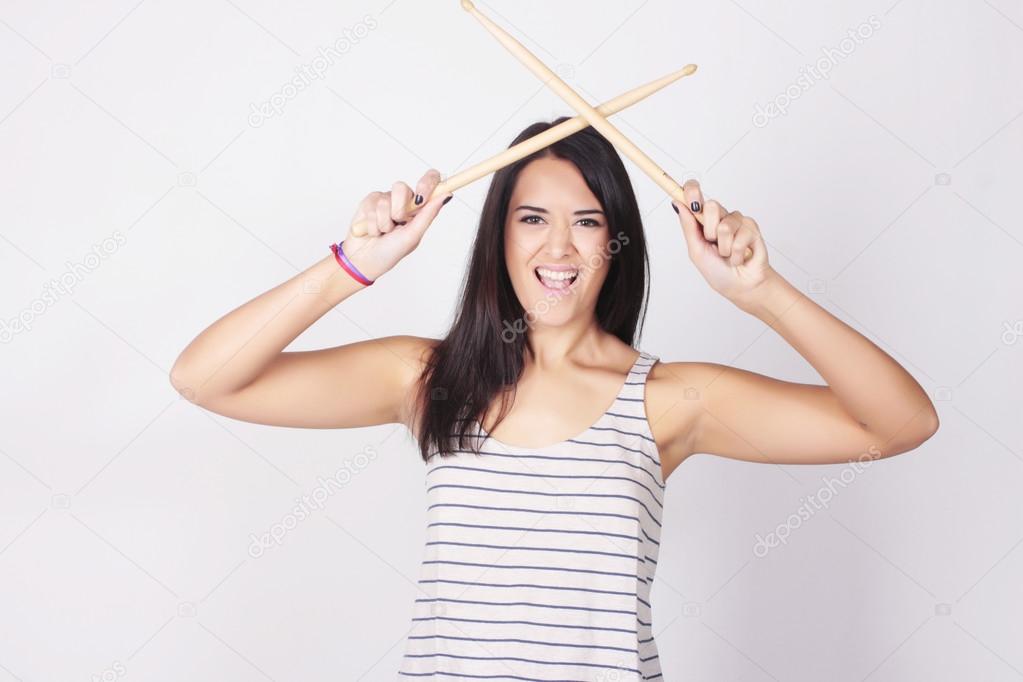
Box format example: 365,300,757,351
329,241,374,286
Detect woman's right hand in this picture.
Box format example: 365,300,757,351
340,168,452,281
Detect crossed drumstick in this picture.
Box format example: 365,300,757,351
353,1,749,262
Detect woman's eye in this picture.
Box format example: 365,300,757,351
521,215,602,227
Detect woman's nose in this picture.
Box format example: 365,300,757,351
544,222,572,255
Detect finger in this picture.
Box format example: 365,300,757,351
743,215,763,242
737,215,765,265
355,192,383,237
730,227,756,266
682,179,705,217
405,191,453,244
374,194,394,236
701,199,727,242
716,211,743,257
671,199,705,259
350,195,371,237
414,168,443,204
390,181,414,225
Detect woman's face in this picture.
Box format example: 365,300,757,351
504,156,613,326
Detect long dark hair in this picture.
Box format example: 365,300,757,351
413,116,652,461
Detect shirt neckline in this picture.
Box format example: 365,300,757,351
475,350,652,451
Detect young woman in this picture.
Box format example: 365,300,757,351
171,118,939,679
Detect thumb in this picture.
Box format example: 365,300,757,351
404,192,453,243
672,200,704,259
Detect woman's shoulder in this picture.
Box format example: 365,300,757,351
648,358,753,391
644,358,724,471
386,336,441,434
647,357,720,381
386,334,440,357
384,335,441,379
647,358,734,404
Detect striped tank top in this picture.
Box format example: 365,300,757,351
400,350,665,680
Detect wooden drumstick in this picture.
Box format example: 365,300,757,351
350,64,697,237
461,0,683,201
462,0,753,262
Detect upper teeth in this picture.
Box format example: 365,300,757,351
537,268,578,281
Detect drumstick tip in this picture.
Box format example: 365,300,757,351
461,0,475,11
684,63,698,75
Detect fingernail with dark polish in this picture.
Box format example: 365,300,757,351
414,194,424,205
671,204,680,214
442,195,453,205
691,201,701,213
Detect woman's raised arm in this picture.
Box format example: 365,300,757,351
652,180,939,477
169,169,451,430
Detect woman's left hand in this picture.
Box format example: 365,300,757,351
671,179,774,310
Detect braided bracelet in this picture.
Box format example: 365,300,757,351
329,241,374,286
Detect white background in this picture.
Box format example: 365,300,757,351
1,0,1021,680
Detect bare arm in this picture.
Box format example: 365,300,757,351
170,169,452,430
655,182,939,477
654,277,938,474
696,275,939,459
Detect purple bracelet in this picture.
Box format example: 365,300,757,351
330,241,374,286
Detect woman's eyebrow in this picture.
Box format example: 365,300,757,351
513,204,605,215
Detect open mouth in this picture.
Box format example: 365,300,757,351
534,266,580,293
